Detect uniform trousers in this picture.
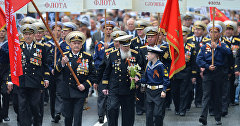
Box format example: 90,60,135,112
136,87,145,113
0,64,9,120
201,68,224,121
145,88,166,126
195,74,203,106
172,78,192,113
222,74,230,114
107,94,135,126
18,87,41,126
39,89,45,125
62,98,85,126
97,83,107,117
49,76,56,118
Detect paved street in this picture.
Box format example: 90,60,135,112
1,95,240,126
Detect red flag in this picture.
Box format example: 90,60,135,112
160,0,186,78
0,7,6,30
5,0,23,86
10,0,31,12
210,7,230,22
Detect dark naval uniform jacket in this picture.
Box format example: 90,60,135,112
130,36,147,50
102,49,142,95
196,40,232,69
94,39,114,69
174,43,197,79
56,50,94,98
19,41,50,88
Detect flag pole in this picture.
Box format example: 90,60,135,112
104,9,107,44
211,7,216,66
156,12,161,45
46,12,49,24
53,12,58,67
31,0,81,86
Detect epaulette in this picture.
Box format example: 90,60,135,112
222,37,231,43
105,47,114,53
203,38,211,42
131,37,138,41
111,49,118,53
234,37,240,42
187,43,195,48
187,36,194,40
131,49,138,54
20,38,25,41
20,42,24,45
45,35,52,39
44,43,51,47
140,46,147,49
35,42,44,46
83,51,91,56
41,37,45,40
63,51,70,55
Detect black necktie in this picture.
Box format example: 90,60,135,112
142,39,145,45
28,44,31,50
130,31,134,38
27,44,31,54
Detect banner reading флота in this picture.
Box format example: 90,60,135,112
84,0,132,9
28,0,83,12
187,0,239,10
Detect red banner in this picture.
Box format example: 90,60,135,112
160,0,186,78
10,0,31,12
5,0,23,86
0,6,6,30
210,7,230,22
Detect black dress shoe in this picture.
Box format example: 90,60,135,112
199,117,207,125
4,117,10,121
179,112,185,116
209,112,215,116
98,116,104,123
53,114,61,123
175,111,180,115
196,104,202,108
136,111,143,115
216,121,222,125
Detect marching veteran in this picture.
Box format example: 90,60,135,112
55,31,95,126
101,35,142,126
197,22,232,125
8,24,50,126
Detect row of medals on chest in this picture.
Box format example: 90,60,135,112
113,57,136,73
21,44,42,66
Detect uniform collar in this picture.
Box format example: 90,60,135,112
25,41,34,48
147,60,162,70
0,39,7,47
194,35,203,42
48,40,55,46
225,36,233,42
72,52,79,56
59,38,64,45
37,40,43,43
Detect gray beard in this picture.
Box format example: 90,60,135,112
120,49,132,59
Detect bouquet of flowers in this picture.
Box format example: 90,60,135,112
127,64,141,90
